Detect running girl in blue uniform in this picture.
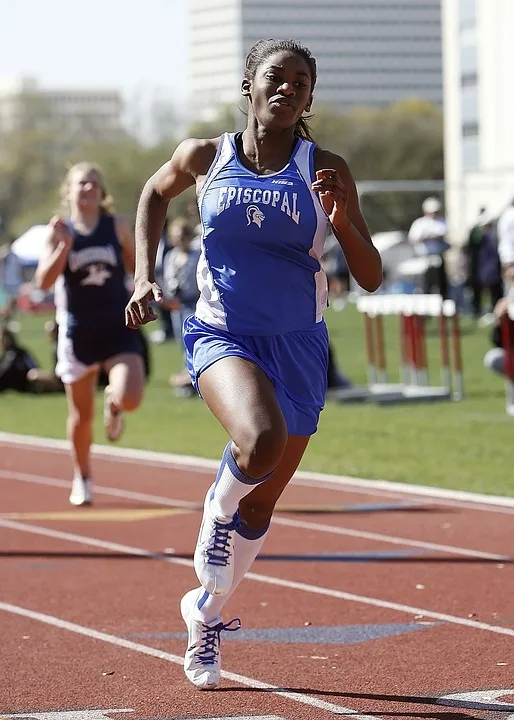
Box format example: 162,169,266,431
36,163,145,507
125,39,382,689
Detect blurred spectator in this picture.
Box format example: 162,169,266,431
465,209,502,322
326,343,353,391
135,328,151,383
186,201,202,243
162,218,201,395
26,320,65,394
446,244,470,315
321,233,349,311
497,197,514,293
149,217,174,344
0,240,23,320
0,325,39,393
483,295,513,376
408,197,449,298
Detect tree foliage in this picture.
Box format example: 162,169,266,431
311,98,444,232
1,95,442,243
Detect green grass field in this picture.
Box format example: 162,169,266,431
1,305,512,497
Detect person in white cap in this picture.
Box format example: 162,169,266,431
407,197,449,297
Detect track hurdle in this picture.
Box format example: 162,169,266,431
356,294,464,405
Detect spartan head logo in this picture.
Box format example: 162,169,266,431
246,205,265,228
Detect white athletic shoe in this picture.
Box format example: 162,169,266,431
69,476,93,506
103,386,125,442
180,588,240,690
194,485,238,596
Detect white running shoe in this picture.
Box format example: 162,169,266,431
194,485,238,596
69,476,93,506
103,386,124,442
180,588,240,690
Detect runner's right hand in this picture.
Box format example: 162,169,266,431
125,279,164,329
49,216,73,253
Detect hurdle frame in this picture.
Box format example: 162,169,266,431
355,293,464,405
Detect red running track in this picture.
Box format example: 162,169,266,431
1,434,513,720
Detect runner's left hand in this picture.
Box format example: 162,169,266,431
312,169,349,226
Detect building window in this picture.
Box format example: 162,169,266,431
462,134,478,171
459,0,476,29
461,73,477,87
459,0,479,173
461,85,478,125
462,122,479,137
459,43,477,75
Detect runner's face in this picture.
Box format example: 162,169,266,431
68,169,103,212
245,51,313,130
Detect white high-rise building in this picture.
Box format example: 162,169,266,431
188,0,442,118
443,0,514,243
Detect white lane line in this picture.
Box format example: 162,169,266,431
2,519,514,638
0,601,380,718
1,469,510,562
1,431,514,511
0,470,199,509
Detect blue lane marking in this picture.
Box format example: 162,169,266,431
327,502,432,513
277,501,433,514
127,622,437,645
256,549,426,562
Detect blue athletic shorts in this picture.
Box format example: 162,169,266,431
183,315,329,436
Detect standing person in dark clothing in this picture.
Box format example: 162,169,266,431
465,211,503,320
163,218,201,394
150,216,175,343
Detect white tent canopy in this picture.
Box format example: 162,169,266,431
11,224,51,266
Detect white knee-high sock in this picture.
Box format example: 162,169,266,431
209,441,274,522
193,519,270,622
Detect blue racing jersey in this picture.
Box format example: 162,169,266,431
195,132,329,335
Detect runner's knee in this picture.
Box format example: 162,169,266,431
69,404,94,427
233,421,287,478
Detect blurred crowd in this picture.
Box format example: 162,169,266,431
2,193,514,396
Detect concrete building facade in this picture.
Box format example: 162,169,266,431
188,0,442,117
443,0,514,242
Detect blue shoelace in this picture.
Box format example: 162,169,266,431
205,515,238,567
196,618,241,666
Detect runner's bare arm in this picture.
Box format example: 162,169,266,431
313,149,382,293
133,138,216,284
125,139,217,329
34,217,73,291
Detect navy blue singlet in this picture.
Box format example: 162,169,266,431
55,214,140,367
